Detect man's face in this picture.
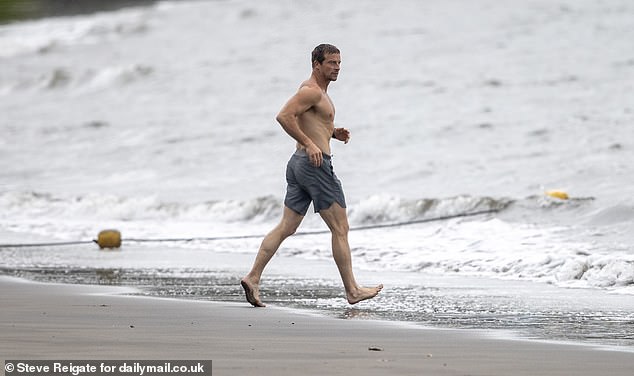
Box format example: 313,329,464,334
319,53,341,81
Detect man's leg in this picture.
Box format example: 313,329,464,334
241,206,304,307
318,203,383,304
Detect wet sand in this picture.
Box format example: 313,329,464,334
1,276,633,376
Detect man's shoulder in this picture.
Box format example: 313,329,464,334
296,82,323,102
298,80,321,93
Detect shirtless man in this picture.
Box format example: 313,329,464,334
240,44,383,307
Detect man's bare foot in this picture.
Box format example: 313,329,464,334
240,278,265,307
347,284,383,305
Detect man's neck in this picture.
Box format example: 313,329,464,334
311,72,330,92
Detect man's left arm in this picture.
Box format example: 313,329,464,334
332,127,350,144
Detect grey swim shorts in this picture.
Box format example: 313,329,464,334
284,149,347,215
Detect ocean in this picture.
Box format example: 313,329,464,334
1,0,633,350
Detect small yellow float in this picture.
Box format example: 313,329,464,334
95,229,122,249
545,190,569,200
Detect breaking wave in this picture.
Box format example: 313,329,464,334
0,191,281,223
0,6,152,58
1,64,154,94
0,191,516,228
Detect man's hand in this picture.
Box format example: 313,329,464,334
333,127,351,144
306,142,323,167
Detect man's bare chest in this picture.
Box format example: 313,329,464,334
313,95,335,121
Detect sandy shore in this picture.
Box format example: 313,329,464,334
1,276,633,376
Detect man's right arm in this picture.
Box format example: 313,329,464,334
276,86,323,166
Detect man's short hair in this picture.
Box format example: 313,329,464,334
312,43,340,67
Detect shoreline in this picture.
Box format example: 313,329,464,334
2,244,634,351
2,275,634,376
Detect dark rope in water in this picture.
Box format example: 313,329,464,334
0,208,501,249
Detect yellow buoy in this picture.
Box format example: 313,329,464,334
95,229,122,249
545,190,569,200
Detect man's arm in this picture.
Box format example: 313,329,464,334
332,127,350,144
276,86,324,166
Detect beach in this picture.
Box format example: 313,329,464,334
2,276,634,376
2,275,634,375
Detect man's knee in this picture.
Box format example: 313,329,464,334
278,206,303,238
279,221,299,238
319,203,349,236
331,221,349,237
